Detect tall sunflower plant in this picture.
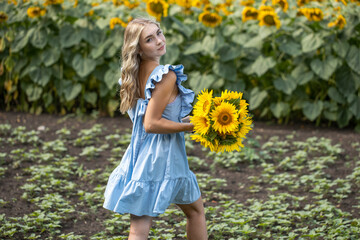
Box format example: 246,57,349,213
190,89,253,153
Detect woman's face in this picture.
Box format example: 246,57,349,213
138,23,166,61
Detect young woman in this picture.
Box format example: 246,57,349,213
103,18,208,240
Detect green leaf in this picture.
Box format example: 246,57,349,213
84,92,97,106
4,56,15,72
203,34,224,55
160,44,179,65
270,102,290,118
29,68,52,86
337,108,352,128
301,33,324,53
104,68,120,89
332,40,349,58
310,56,339,80
183,42,203,55
350,97,360,120
346,45,360,75
26,85,43,102
72,54,97,78
60,25,82,48
231,34,248,45
327,87,345,104
212,61,236,81
107,99,119,117
302,101,323,121
335,65,356,95
243,35,263,50
171,16,193,38
11,29,32,53
64,83,82,102
41,48,61,67
31,27,48,49
219,45,242,62
278,39,302,57
291,64,314,85
188,72,216,94
81,28,104,47
249,87,268,110
274,76,297,95
249,55,276,77
90,38,113,59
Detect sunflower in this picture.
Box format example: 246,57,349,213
211,101,239,134
328,14,346,29
242,7,258,22
258,9,281,28
7,0,17,5
44,0,63,6
27,7,46,18
297,0,309,6
146,0,169,21
191,134,219,152
259,5,275,11
0,12,8,23
272,0,288,12
124,0,140,8
240,0,255,6
199,11,222,27
238,117,253,138
218,137,244,152
110,17,128,29
193,89,213,116
218,4,233,16
176,0,193,9
191,115,211,135
300,8,323,21
113,0,123,6
221,89,243,101
192,0,202,8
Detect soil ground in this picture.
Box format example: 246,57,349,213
0,111,359,239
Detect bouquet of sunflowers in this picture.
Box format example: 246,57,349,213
190,89,252,152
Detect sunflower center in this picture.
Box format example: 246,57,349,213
32,8,40,15
150,2,164,14
203,13,218,23
246,10,258,18
218,112,232,125
0,13,7,21
279,0,285,8
264,15,275,25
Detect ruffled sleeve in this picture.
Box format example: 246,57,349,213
144,64,194,118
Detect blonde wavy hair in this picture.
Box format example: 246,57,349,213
119,17,160,114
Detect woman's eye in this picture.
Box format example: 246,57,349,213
157,31,162,35
146,38,152,43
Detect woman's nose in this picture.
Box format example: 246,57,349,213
156,36,162,44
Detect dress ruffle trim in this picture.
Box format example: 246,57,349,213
144,64,194,119
103,173,201,217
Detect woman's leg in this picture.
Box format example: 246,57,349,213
177,197,208,240
129,214,153,240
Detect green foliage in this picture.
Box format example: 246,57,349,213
0,121,360,239
1,0,360,127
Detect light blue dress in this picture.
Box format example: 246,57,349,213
103,64,201,217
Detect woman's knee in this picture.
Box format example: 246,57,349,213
178,198,205,218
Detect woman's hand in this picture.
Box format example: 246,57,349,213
181,116,192,123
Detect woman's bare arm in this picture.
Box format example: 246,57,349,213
143,71,193,134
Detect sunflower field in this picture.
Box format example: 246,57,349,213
0,0,360,128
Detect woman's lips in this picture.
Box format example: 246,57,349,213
158,45,165,51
